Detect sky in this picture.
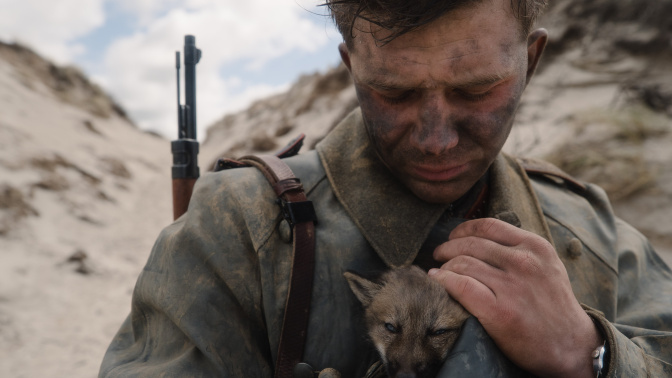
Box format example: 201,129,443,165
0,0,343,139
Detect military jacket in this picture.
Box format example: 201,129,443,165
100,109,672,377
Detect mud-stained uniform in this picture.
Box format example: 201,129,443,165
100,109,672,377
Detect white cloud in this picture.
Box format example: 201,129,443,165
0,0,341,139
116,0,184,26
0,0,105,63
102,0,338,139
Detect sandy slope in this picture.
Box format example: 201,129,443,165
0,44,173,377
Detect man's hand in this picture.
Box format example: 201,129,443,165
428,218,603,378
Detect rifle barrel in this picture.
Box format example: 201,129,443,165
176,51,184,138
183,35,201,139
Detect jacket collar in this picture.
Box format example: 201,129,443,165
316,109,553,267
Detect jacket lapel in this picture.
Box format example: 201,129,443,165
488,154,555,247
316,109,447,267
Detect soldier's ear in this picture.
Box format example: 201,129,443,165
338,43,352,73
344,271,381,307
525,28,548,85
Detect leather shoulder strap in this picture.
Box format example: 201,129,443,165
213,134,306,172
239,154,317,378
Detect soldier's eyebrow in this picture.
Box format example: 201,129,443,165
364,70,514,91
453,72,512,88
365,77,411,91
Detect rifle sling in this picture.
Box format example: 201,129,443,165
239,155,317,378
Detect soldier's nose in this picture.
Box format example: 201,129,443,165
412,96,458,156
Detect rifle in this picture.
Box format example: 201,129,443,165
171,35,202,220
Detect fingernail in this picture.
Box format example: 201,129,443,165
428,268,438,276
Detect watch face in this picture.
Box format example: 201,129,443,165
592,344,606,376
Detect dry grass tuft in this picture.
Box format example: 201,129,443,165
295,64,352,116
0,185,39,216
0,184,39,235
545,105,669,201
32,173,70,191
99,157,132,179
30,154,102,185
250,131,278,152
275,120,295,137
572,104,669,142
0,41,133,123
83,120,104,137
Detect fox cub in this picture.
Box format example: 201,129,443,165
344,266,469,378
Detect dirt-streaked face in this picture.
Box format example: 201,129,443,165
340,0,546,204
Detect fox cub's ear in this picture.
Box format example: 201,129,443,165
344,271,382,308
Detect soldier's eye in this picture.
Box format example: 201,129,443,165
429,328,448,336
457,89,492,102
378,89,417,105
385,323,399,333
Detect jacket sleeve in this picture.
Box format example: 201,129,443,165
99,171,276,378
528,173,672,377
588,218,672,377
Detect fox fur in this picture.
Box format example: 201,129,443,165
344,266,469,378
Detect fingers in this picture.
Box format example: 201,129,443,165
449,218,526,247
434,235,511,269
428,267,495,318
442,255,508,288
434,218,555,269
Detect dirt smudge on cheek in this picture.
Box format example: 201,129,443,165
449,77,525,154
499,41,516,68
354,86,400,154
471,86,524,148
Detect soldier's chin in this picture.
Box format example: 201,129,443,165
405,179,469,205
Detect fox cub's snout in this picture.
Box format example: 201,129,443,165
345,266,469,378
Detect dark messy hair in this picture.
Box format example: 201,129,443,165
324,0,548,47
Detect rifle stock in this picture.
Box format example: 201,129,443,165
171,35,201,220
172,177,198,220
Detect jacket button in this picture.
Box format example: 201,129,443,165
279,219,293,243
293,362,315,378
317,368,342,377
567,238,582,259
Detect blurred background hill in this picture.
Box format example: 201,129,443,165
1,0,671,377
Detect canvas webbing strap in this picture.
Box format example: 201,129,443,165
239,155,317,378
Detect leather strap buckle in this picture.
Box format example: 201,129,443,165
277,198,318,227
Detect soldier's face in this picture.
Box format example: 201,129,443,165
340,0,546,204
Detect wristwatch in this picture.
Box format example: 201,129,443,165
592,341,608,377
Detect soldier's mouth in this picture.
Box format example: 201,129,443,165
411,163,468,182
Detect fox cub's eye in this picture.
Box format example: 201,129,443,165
429,328,448,336
385,323,400,333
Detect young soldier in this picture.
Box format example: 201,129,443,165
100,1,672,377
